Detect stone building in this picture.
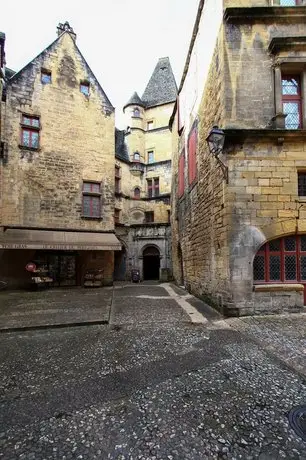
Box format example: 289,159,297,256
0,23,121,288
171,0,306,315
114,58,176,281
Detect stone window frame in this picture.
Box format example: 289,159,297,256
133,187,141,200
274,62,306,129
133,151,140,162
298,171,306,197
20,114,40,150
133,107,141,118
82,181,102,219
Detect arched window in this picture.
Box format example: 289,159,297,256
133,107,140,118
134,187,140,199
253,235,306,283
133,152,140,162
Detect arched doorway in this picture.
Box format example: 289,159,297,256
253,234,306,304
114,246,127,281
143,246,160,280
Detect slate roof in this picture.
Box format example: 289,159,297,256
5,68,15,79
123,91,144,110
115,128,130,163
141,57,177,108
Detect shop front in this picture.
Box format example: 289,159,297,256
0,227,121,288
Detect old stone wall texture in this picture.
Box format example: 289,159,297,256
1,32,115,232
172,2,306,315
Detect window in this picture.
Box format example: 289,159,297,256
41,69,51,84
147,178,159,198
115,165,121,193
21,115,40,149
279,0,297,5
114,208,120,224
80,81,90,96
282,75,302,129
134,187,140,199
133,108,140,118
253,235,306,284
148,151,154,163
188,123,198,185
147,120,154,131
133,152,140,162
298,172,306,196
178,152,185,197
82,182,101,218
145,211,154,223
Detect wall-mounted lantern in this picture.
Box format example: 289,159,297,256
206,125,228,183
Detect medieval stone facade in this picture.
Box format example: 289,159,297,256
171,0,306,316
114,58,176,281
0,23,121,288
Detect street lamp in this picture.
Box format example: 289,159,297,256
206,126,228,183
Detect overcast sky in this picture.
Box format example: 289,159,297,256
1,0,199,127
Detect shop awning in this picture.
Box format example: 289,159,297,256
0,228,122,251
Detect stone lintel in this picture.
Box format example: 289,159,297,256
254,284,304,293
224,7,306,23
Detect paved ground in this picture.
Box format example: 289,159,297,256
1,284,306,459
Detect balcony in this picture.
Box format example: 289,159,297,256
130,161,145,176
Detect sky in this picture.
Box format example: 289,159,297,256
0,0,199,127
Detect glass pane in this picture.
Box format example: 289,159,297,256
283,102,300,129
22,116,31,125
80,84,89,96
148,152,154,163
269,240,280,251
22,130,30,146
301,236,306,252
280,0,296,5
31,132,39,148
282,77,299,96
298,174,306,197
269,255,281,281
300,256,306,281
134,153,140,161
285,255,297,280
254,255,265,281
91,197,100,217
91,183,100,193
284,236,296,251
31,118,40,128
41,73,51,84
82,196,91,216
83,183,91,192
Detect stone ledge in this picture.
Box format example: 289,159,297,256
224,7,306,23
254,284,304,292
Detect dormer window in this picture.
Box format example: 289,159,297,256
133,152,140,162
133,108,141,118
41,69,51,84
80,81,90,96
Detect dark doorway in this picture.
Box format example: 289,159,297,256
35,251,77,286
143,246,160,280
114,246,127,281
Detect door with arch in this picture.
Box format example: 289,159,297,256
254,234,306,304
143,246,160,280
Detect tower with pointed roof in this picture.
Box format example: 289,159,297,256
114,57,177,281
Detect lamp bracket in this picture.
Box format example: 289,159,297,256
215,155,228,183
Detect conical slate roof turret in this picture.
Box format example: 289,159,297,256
141,57,177,108
123,91,144,110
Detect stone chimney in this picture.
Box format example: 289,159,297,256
57,22,77,42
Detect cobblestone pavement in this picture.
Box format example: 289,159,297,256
1,285,306,459
228,313,306,378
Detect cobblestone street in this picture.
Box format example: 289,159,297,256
1,284,306,459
